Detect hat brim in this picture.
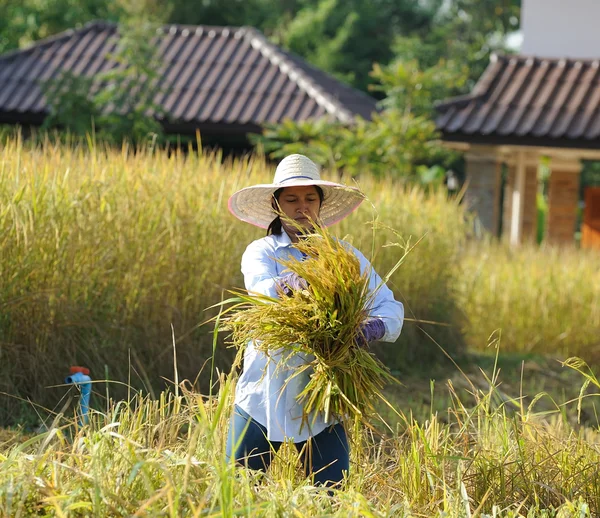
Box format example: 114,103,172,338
228,179,365,229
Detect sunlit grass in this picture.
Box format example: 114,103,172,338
0,133,468,423
1,131,600,514
0,130,599,426
1,362,600,516
457,242,600,360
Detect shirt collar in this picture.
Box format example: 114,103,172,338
272,231,293,250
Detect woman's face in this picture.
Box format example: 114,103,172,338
275,185,321,237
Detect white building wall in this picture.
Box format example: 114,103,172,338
521,0,600,59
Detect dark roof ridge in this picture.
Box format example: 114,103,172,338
494,52,600,66
157,22,247,33
0,22,105,62
434,92,482,111
241,27,355,123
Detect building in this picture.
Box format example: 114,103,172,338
0,21,377,150
435,0,600,249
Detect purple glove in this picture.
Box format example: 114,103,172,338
275,272,309,297
355,318,386,348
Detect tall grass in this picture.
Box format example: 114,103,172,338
457,242,600,360
339,177,470,367
0,135,467,423
1,132,599,424
1,364,599,515
0,135,262,422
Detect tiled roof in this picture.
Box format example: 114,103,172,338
435,53,600,149
0,21,377,131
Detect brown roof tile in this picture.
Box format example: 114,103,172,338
435,53,600,149
0,21,376,132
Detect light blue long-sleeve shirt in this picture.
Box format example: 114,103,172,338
234,231,404,442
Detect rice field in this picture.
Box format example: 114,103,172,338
457,243,600,360
1,133,600,514
0,133,598,410
1,361,600,516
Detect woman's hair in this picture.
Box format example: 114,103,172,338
267,185,324,236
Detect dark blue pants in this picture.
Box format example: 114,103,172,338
226,405,349,486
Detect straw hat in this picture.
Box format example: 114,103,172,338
228,154,364,229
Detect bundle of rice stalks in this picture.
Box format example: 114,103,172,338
220,221,409,428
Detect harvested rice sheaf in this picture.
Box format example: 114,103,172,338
224,224,400,428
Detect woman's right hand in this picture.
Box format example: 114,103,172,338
275,272,309,297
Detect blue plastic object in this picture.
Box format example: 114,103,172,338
65,367,92,425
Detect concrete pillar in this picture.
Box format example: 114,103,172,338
546,161,581,245
464,148,501,235
522,162,539,242
503,159,538,244
502,164,538,244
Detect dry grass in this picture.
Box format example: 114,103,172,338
0,130,599,427
0,134,263,422
1,131,600,514
0,133,468,424
1,361,600,516
457,242,600,360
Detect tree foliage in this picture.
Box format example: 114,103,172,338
370,59,469,117
253,112,448,182
274,0,436,91
1,0,520,91
393,0,520,87
0,0,124,54
42,22,166,145
252,44,465,182
1,0,520,152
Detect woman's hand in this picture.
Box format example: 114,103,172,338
355,318,386,348
275,272,309,297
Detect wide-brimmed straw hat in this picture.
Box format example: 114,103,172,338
228,154,365,229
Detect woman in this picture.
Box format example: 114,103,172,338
226,154,404,487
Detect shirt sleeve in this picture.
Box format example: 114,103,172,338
351,245,404,343
240,239,281,299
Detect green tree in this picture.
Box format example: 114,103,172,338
252,110,448,181
1,0,521,95
42,22,166,146
164,0,282,28
393,0,521,88
0,0,124,53
42,72,98,135
0,0,30,54
276,0,437,91
251,40,467,183
370,58,468,117
92,22,166,144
